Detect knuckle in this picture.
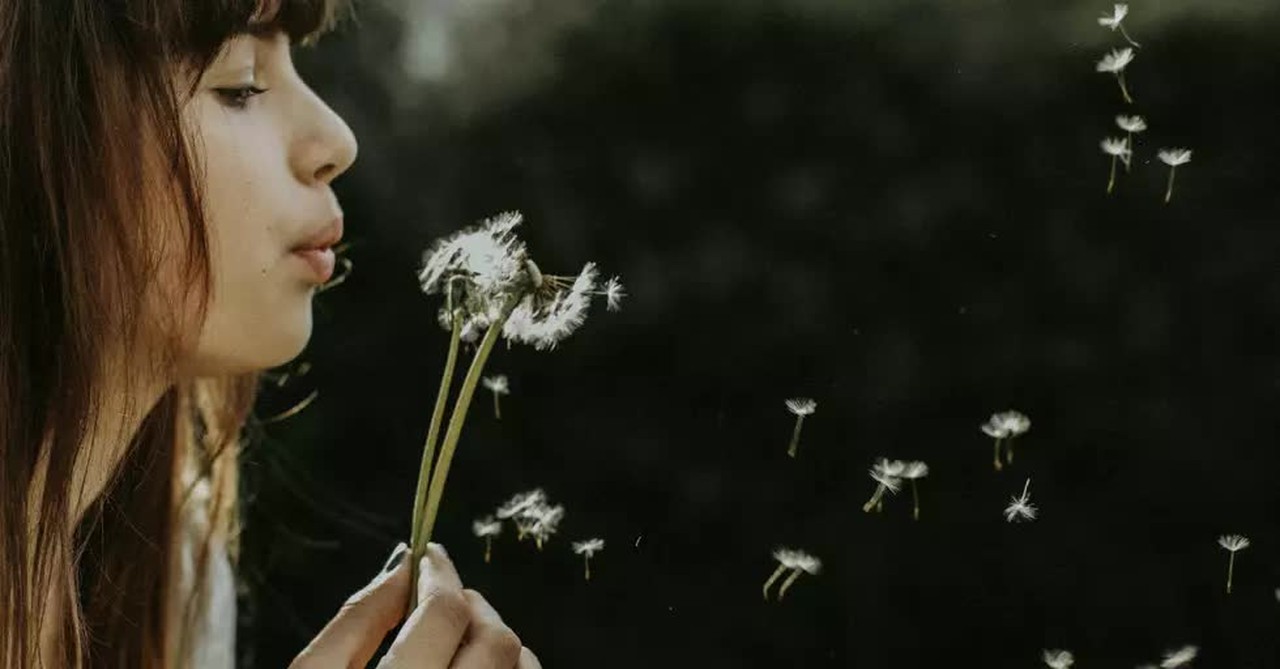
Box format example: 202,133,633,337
485,628,523,662
422,588,470,632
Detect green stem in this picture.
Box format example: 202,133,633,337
417,297,520,556
787,416,805,458
408,308,462,603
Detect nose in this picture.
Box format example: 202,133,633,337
290,84,358,186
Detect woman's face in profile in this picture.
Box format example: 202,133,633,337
178,30,357,377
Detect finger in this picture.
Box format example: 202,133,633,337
449,590,522,669
291,542,411,669
517,647,543,669
378,546,470,669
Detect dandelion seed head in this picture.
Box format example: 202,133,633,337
870,458,904,493
1096,47,1136,73
1042,649,1075,669
419,211,529,299
472,516,502,538
502,263,599,350
902,461,930,480
496,488,547,519
785,398,817,416
1160,645,1198,668
1116,114,1147,133
1102,137,1132,157
1218,534,1250,552
772,547,821,574
602,276,626,312
983,410,1031,438
572,538,606,556
1158,148,1193,166
1098,3,1129,28
1005,479,1037,523
482,374,510,395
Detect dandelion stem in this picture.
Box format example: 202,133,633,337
1227,552,1236,595
1116,72,1134,104
911,479,920,521
787,416,805,458
777,569,803,600
1124,132,1134,173
409,305,462,602
493,392,502,420
485,536,493,564
418,296,522,570
1165,166,1177,204
584,555,592,581
993,437,1004,471
762,564,788,600
862,484,885,513
1119,24,1141,48
1107,155,1118,194
1005,436,1016,465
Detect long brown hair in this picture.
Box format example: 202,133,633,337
0,0,348,666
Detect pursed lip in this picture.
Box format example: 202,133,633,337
291,217,344,252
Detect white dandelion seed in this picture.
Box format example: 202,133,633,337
482,374,511,420
1101,136,1133,194
1160,644,1198,668
1098,3,1141,48
762,547,822,601
783,397,817,458
1004,478,1038,523
526,503,565,550
1115,115,1147,172
981,410,1031,471
602,276,626,312
572,538,606,580
472,516,502,563
1218,534,1250,594
901,461,930,521
1157,148,1193,204
862,458,905,513
1096,47,1136,104
496,488,547,520
1042,649,1075,669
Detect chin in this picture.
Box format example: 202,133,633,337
187,313,314,377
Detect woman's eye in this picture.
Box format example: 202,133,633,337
213,85,268,109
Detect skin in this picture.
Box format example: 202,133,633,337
42,30,539,668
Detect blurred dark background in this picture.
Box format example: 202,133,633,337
236,0,1280,666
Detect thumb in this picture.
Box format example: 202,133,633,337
290,542,411,669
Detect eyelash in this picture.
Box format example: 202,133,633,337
214,85,268,109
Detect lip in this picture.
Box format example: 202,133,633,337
292,247,336,283
291,217,344,253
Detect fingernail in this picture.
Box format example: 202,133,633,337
381,542,408,574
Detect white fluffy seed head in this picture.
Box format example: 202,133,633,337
1096,47,1135,73
496,488,547,519
772,547,822,574
1160,645,1198,668
572,538,605,556
473,516,502,538
1042,649,1075,669
1158,148,1193,166
1116,114,1147,133
482,374,510,395
1098,3,1129,28
785,397,817,416
902,461,930,480
1218,534,1250,552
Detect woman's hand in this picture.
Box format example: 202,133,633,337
289,542,542,669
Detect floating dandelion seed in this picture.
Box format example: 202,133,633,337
1101,136,1133,194
1160,645,1198,668
1157,148,1193,204
1098,3,1141,48
1218,534,1250,594
602,276,626,312
981,410,1031,471
762,548,822,601
524,503,565,551
1096,47,1136,104
472,516,502,563
862,458,905,513
1115,115,1147,172
783,397,817,458
901,461,929,521
1004,478,1038,522
1042,649,1075,669
572,538,606,581
496,488,547,520
482,374,510,420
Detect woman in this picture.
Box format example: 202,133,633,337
0,0,539,667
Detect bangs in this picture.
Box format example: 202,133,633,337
166,0,351,65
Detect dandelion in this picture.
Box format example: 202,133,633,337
496,488,547,520
1096,47,1136,104
783,397,817,458
1042,649,1074,669
762,548,822,601
408,210,621,602
602,276,626,312
510,501,565,550
1116,115,1147,172
901,461,929,521
1218,534,1250,594
862,458,905,513
981,410,1031,471
1160,645,1198,668
1101,136,1133,194
572,538,606,580
482,374,510,419
1098,3,1141,48
472,516,502,563
1157,148,1192,204
1004,478,1038,522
